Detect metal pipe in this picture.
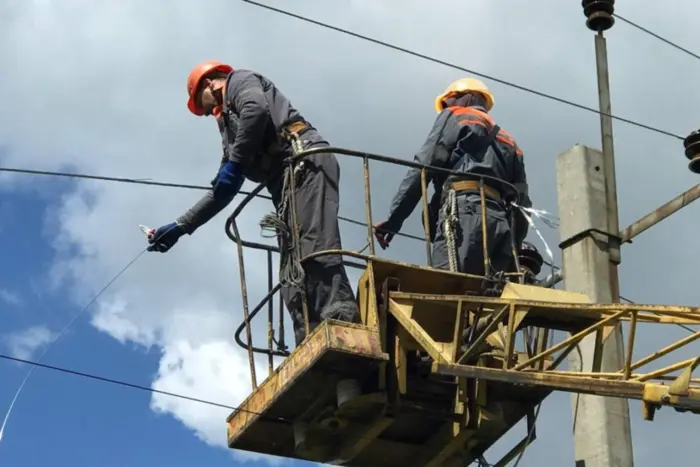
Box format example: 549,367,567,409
234,283,286,357
541,270,563,288
267,250,274,373
595,31,621,303
511,309,627,371
631,357,698,382
230,217,258,389
623,312,637,379
363,156,375,256
627,329,700,372
620,183,700,243
278,288,285,353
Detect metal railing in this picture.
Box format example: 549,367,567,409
224,145,523,389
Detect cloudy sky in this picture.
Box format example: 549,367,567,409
1,0,699,466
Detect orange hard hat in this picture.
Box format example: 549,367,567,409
186,61,234,116
434,78,495,113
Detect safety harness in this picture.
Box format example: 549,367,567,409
217,102,312,290
258,116,314,339
220,102,315,340
262,117,310,290
442,121,501,272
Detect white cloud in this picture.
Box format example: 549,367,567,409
0,290,22,307
4,325,57,361
149,339,281,463
1,0,699,466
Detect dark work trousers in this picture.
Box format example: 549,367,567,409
430,193,515,352
431,193,514,276
271,140,360,346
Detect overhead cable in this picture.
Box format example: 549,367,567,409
0,353,255,414
614,13,700,62
240,0,683,141
0,166,425,242
5,164,698,336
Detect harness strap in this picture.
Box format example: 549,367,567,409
441,119,502,273
450,180,501,201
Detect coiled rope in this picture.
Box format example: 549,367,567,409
259,132,306,288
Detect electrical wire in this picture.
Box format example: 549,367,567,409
0,166,425,242
2,165,696,459
5,351,514,467
3,165,698,335
0,351,495,460
0,353,246,414
0,224,183,443
614,13,700,62
240,0,684,141
0,248,148,442
0,6,694,464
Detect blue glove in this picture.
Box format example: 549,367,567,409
147,222,185,253
212,160,244,199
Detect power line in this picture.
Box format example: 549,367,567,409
0,351,497,466
5,164,699,334
0,351,491,467
240,0,684,141
4,164,696,334
0,166,425,242
614,14,700,61
0,353,284,421
0,246,150,441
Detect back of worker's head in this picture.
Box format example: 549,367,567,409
434,77,495,113
442,92,488,111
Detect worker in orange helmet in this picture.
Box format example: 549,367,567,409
146,61,360,346
374,78,532,277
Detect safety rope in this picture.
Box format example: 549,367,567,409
443,188,459,272
259,131,306,288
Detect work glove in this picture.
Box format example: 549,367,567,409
147,222,186,253
373,219,400,250
212,160,245,199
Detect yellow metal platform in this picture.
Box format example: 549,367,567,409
226,259,700,466
227,320,390,464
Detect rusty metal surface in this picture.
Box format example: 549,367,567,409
213,132,700,467
223,141,524,368
388,290,700,324
620,183,700,243
225,257,700,466
226,321,387,444
436,362,642,398
434,363,700,416
537,183,700,288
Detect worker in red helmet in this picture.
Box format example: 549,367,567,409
374,78,532,277
146,61,360,346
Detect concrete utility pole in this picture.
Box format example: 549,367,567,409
554,2,635,466
557,145,634,467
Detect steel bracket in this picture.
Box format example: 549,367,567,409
558,227,622,265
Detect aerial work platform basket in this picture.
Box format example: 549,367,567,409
223,146,700,466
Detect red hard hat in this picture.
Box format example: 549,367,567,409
186,61,234,116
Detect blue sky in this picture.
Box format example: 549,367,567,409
0,183,306,467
